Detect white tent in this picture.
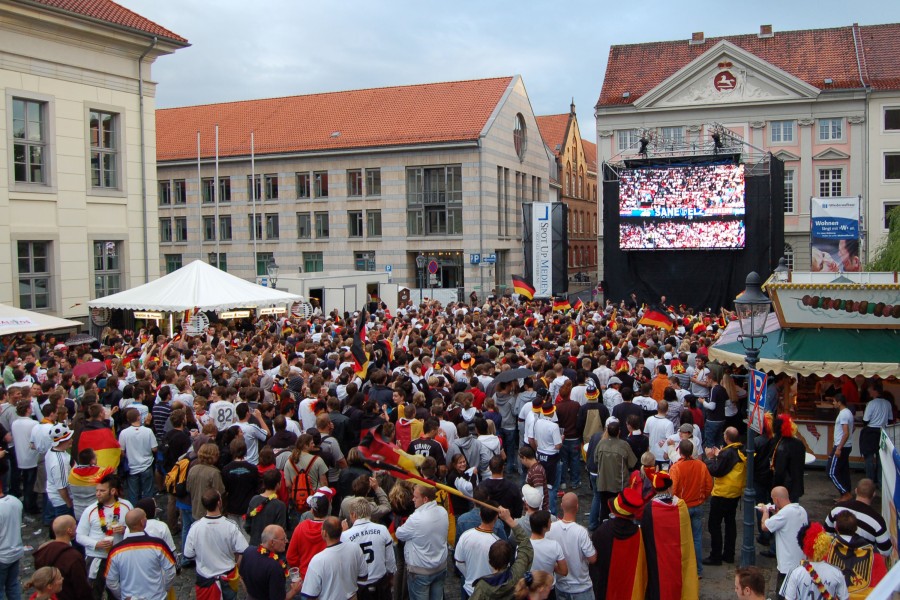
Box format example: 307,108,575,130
88,260,302,312
0,303,82,336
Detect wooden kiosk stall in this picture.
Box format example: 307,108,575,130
710,272,900,465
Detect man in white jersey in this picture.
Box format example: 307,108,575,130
207,389,236,432
75,474,134,598
302,516,367,600
546,493,596,600
341,497,396,600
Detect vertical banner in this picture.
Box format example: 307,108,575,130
810,196,861,272
748,368,766,434
879,430,900,562
532,201,553,298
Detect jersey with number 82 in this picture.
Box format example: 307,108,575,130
208,400,236,432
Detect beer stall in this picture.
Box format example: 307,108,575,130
710,272,900,465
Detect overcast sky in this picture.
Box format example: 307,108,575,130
125,0,890,133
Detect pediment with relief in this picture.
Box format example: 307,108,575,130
813,148,850,160
634,40,820,109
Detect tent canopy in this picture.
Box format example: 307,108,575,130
0,303,81,336
710,313,900,379
88,260,302,312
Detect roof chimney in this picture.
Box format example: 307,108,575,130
690,31,705,45
759,24,773,38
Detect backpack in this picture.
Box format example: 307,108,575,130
288,456,320,512
165,455,191,497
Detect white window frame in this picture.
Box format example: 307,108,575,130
174,217,188,242
8,91,57,192
770,120,795,144
366,210,382,237
354,251,376,272
219,215,232,241
314,211,329,238
818,168,844,197
17,240,52,310
660,126,684,147
164,254,182,274
348,210,364,238
783,243,794,270
202,216,216,241
783,169,796,214
883,107,900,133
297,212,312,240
92,241,122,298
347,169,363,197
265,213,280,239
617,129,639,151
303,252,324,273
883,201,900,231
817,118,843,142
159,218,172,243
884,152,900,182
365,168,381,197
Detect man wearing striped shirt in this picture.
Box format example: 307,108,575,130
824,478,892,555
105,508,176,600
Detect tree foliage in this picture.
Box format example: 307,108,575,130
867,207,900,271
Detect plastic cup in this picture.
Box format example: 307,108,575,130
289,567,300,583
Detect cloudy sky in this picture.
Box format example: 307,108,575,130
125,0,889,131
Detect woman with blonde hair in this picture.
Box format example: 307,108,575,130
24,566,63,600
513,571,554,600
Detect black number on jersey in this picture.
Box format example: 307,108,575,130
359,541,375,564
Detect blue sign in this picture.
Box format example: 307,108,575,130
385,265,392,272
483,253,496,264
811,198,860,240
470,254,481,265
748,368,767,434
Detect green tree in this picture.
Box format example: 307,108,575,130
868,207,900,271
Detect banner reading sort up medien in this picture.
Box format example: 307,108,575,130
810,196,861,272
532,202,553,298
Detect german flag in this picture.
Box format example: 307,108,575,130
692,321,706,334
639,309,673,331
351,308,370,379
511,275,535,300
358,425,425,477
572,297,584,311
68,464,114,488
77,427,121,470
553,298,571,312
375,338,394,365
608,308,618,331
566,323,576,341
642,499,699,600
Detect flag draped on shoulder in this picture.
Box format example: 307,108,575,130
642,498,699,600
351,308,370,379
639,309,674,331
77,428,121,470
68,464,114,487
511,275,535,300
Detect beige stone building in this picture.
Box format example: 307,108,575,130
0,0,187,320
155,76,551,301
595,23,900,279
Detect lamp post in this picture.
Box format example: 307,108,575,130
734,271,773,568
267,258,279,289
415,253,426,305
773,256,790,283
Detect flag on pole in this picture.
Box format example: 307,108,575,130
639,309,674,331
511,275,535,300
553,298,571,312
572,297,584,311
351,308,370,379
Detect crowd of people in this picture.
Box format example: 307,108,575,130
619,164,745,218
0,295,894,600
620,220,746,250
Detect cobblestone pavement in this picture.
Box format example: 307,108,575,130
17,465,844,599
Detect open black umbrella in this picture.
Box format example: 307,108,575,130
493,367,536,384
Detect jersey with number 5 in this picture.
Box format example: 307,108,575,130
208,400,236,432
340,518,397,584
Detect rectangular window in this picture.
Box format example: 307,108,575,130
314,212,329,238
165,254,182,274
12,98,47,184
886,108,900,131
884,202,900,230
219,215,232,240
661,126,684,146
208,252,227,271
406,165,463,236
202,216,216,241
256,252,274,277
264,174,278,200
366,210,382,237
366,168,381,196
617,129,639,151
818,168,843,197
219,177,231,202
303,252,324,273
314,171,329,197
266,213,280,239
202,178,215,204
784,170,795,213
251,214,262,240
348,210,364,238
89,110,118,188
17,241,50,309
202,177,230,203
818,118,843,141
297,172,311,198
248,175,261,202
173,180,186,204
354,251,376,272
158,181,171,205
347,169,363,197
885,153,900,180
93,241,121,297
159,219,172,243
297,212,311,239
770,120,795,143
174,217,187,241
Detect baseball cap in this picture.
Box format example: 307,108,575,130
607,376,623,386
679,423,694,434
522,484,543,509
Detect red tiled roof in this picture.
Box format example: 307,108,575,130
22,0,187,43
582,138,597,172
157,76,514,161
535,114,570,157
597,24,900,107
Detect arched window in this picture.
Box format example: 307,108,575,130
514,113,527,160
784,243,794,270
565,162,572,196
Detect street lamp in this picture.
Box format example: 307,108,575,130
415,253,426,305
734,271,772,568
267,258,279,289
773,257,790,283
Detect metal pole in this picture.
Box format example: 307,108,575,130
215,124,220,268
251,131,257,274
740,345,760,568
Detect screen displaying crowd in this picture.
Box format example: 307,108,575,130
619,164,745,218
620,220,746,250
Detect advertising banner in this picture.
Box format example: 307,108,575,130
878,429,900,562
748,368,766,434
532,202,553,297
810,196,861,272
